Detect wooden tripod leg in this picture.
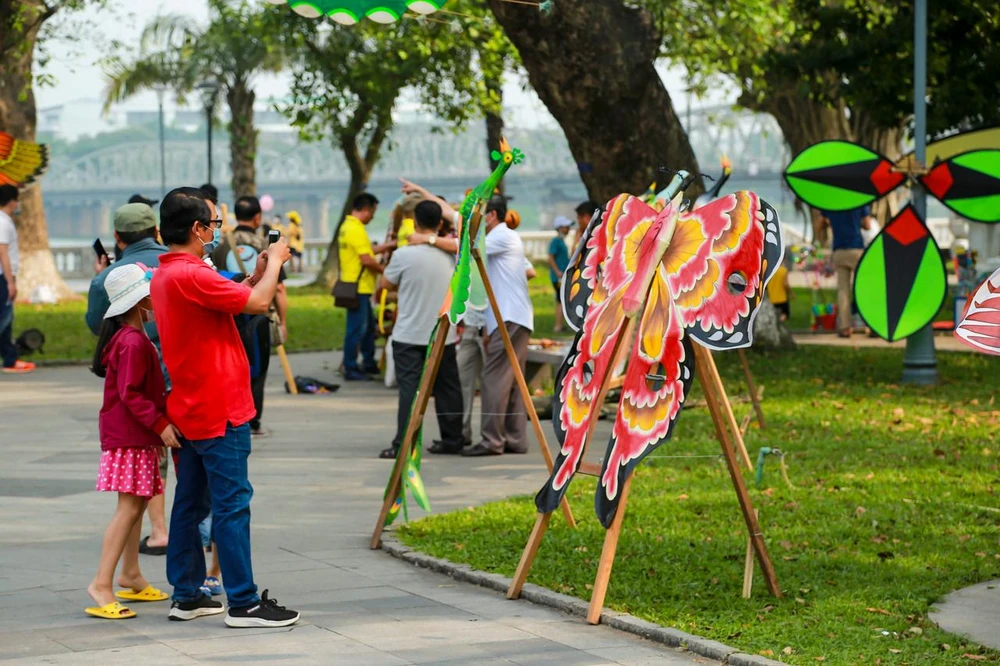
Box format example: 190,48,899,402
506,318,636,601
702,348,753,471
742,508,759,598
692,344,781,598
276,344,298,395
587,476,633,625
737,349,765,429
370,317,452,549
507,512,551,599
473,250,576,528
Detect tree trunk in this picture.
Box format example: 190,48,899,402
740,79,851,248
227,79,257,199
752,294,796,350
0,2,73,301
312,114,392,290
487,0,700,204
485,76,505,196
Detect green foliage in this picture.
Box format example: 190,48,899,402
399,345,1000,665
645,0,1000,136
103,0,289,112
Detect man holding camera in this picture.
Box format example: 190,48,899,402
211,196,288,438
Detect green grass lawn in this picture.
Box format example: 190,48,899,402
398,346,1000,665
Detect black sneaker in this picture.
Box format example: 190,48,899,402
224,590,300,628
168,594,226,621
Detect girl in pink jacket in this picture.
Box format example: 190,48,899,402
86,264,181,619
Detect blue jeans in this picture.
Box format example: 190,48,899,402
343,296,376,373
166,423,259,608
0,275,17,368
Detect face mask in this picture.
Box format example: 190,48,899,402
140,306,155,325
201,225,222,254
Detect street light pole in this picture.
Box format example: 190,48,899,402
155,86,167,198
205,98,213,185
197,79,219,187
901,0,938,385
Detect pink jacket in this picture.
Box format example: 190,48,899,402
99,326,170,451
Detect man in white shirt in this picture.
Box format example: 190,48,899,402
463,197,534,457
0,185,33,374
380,201,465,459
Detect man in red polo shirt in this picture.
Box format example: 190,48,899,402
151,186,299,628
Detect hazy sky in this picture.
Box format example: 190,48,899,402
36,0,737,127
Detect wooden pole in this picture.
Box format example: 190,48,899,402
737,349,765,429
702,349,753,471
506,319,636,600
742,508,759,598
473,248,575,528
692,343,781,598
586,475,633,624
277,344,298,395
507,512,551,599
370,316,452,549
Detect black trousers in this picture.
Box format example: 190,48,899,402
392,341,464,451
249,317,272,431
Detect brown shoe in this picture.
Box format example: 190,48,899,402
837,329,852,339
461,443,502,457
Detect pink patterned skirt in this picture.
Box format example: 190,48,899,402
96,448,164,498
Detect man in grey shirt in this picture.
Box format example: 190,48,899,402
380,201,464,459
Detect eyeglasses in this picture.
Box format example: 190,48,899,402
200,219,223,229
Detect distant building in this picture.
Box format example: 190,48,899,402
38,98,126,140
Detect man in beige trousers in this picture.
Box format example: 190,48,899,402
820,206,873,338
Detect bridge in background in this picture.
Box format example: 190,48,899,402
40,105,790,241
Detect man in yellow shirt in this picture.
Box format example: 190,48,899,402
285,211,305,273
339,192,394,380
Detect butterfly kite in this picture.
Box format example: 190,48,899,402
381,137,523,527
954,267,1000,355
0,132,48,188
783,136,1000,341
540,176,784,528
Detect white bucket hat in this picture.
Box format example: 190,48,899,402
104,263,152,319
553,215,573,229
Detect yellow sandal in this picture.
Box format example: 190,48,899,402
85,601,136,619
116,585,169,602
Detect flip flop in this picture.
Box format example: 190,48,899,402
116,585,169,602
138,536,167,556
85,601,136,619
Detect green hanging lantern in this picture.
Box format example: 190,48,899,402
270,0,447,24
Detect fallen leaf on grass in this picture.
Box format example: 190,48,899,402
759,649,774,657
963,654,987,661
782,646,793,655
677,493,689,501
892,408,905,423
815,657,826,662
867,607,892,615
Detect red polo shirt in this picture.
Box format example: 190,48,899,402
150,252,255,440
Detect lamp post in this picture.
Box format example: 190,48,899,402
197,79,220,186
153,85,168,198
901,0,938,385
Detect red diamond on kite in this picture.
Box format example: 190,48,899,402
885,208,928,246
870,160,906,194
921,162,954,200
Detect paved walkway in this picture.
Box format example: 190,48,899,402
0,353,714,665
930,579,1000,650
792,331,970,352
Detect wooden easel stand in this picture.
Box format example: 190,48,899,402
507,336,782,623
370,229,576,549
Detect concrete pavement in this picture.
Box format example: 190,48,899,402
0,352,716,665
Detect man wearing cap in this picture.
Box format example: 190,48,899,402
86,203,167,337
86,202,170,556
129,194,159,207
549,216,573,333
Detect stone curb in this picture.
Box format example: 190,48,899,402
381,534,786,666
